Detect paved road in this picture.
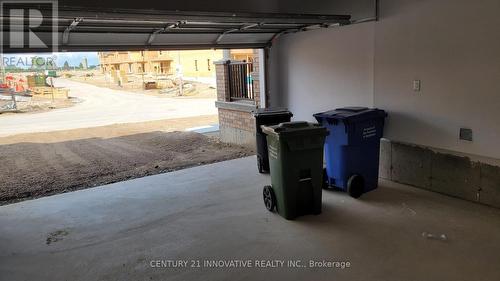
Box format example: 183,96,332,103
0,79,217,137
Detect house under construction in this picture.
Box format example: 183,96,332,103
98,49,254,78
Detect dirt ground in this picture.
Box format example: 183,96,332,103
0,116,254,204
0,96,77,115
0,114,218,144
68,71,217,99
0,79,217,137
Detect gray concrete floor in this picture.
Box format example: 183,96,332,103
1,156,500,281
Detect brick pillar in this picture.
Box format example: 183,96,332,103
251,49,261,108
214,60,231,102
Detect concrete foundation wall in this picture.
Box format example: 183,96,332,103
380,140,500,208
219,126,255,149
374,0,500,206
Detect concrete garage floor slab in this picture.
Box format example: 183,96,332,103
1,157,500,281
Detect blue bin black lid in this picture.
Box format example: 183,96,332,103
313,107,387,123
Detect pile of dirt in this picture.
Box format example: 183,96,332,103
0,97,76,115
70,74,216,99
0,130,253,204
0,115,219,143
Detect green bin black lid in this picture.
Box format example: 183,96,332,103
262,121,327,136
252,107,292,117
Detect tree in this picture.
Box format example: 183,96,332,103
31,56,46,69
63,61,70,70
78,62,83,69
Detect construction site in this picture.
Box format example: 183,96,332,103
0,49,256,203
0,71,73,113
1,49,254,113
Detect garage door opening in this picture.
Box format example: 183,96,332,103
0,49,259,204
0,6,351,204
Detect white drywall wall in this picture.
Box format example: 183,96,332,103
269,0,500,159
268,22,375,122
374,0,500,159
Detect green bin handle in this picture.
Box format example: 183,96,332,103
278,121,309,129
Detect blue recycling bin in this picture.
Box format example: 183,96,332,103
314,107,387,198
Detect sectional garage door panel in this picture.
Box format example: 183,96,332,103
1,7,351,52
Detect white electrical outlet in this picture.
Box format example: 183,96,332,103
413,80,421,92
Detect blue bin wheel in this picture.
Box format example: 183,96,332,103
263,185,276,212
322,168,330,189
347,175,365,198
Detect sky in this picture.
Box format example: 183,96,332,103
2,52,99,68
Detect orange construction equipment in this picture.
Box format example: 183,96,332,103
15,82,25,92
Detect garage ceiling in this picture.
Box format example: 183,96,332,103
1,6,351,53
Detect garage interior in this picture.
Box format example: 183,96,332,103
1,0,500,280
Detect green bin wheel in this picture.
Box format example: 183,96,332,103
257,156,264,173
263,185,276,212
347,174,365,198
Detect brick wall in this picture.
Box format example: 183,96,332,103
215,56,261,147
218,108,255,133
251,49,261,108
215,60,230,102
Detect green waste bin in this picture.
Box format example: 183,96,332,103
262,121,328,220
46,70,57,78
34,75,47,86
